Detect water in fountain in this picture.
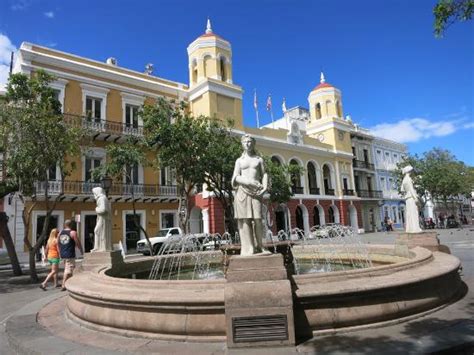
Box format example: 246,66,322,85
292,224,373,274
148,233,233,280
148,224,372,280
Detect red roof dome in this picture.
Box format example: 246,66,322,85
199,32,224,40
313,82,334,91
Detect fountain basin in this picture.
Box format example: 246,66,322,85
65,245,462,341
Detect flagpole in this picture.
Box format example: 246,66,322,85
254,88,260,128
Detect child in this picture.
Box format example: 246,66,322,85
40,228,61,290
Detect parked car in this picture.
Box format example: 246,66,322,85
136,227,183,255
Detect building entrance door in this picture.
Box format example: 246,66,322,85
84,215,97,253
125,214,141,253
36,215,59,260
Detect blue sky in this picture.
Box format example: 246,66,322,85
0,0,473,164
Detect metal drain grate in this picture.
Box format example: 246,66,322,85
232,315,288,343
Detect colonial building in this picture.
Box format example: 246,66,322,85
372,136,407,230
4,20,410,256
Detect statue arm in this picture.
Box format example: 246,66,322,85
232,158,260,189
260,159,268,195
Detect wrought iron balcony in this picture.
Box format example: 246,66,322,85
63,114,143,140
343,189,355,196
291,186,304,194
309,187,320,195
325,188,335,196
357,189,383,198
34,180,177,200
352,159,375,170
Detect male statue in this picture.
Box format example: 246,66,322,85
400,165,422,233
232,134,271,256
92,186,113,252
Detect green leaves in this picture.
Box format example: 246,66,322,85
395,148,471,207
263,157,303,204
434,0,473,36
0,70,85,198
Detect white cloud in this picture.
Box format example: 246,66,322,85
463,122,474,129
10,0,31,11
0,33,17,90
44,11,54,19
368,117,470,143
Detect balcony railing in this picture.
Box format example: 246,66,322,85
34,180,177,197
309,187,320,195
357,189,383,198
325,188,335,196
63,114,143,138
353,159,375,170
343,189,355,196
291,186,304,194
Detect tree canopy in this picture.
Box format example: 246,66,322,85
0,70,85,280
434,0,473,36
395,148,471,211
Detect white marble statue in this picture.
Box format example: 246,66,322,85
92,187,113,252
232,134,271,256
400,166,422,233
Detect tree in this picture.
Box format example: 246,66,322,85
434,0,474,36
91,139,155,254
263,157,303,205
395,148,470,213
199,121,241,235
0,70,85,281
142,98,210,233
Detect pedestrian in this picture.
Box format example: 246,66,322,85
58,219,83,291
40,228,60,290
387,218,394,231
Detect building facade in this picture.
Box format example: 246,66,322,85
3,21,411,256
372,137,407,230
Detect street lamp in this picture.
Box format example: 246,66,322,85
101,175,113,196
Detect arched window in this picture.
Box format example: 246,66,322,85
290,159,302,194
191,59,198,84
271,156,282,166
307,162,319,195
328,206,335,223
203,55,212,78
323,164,334,195
315,103,322,119
336,100,342,118
220,56,226,82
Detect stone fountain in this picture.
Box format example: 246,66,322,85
62,141,463,350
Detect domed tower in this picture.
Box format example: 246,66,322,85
187,19,243,128
306,72,352,153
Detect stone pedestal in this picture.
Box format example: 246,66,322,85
80,250,124,273
224,254,295,349
396,231,442,252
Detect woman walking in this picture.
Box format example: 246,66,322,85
40,228,60,290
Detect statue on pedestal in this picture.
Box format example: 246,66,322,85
401,166,422,233
92,187,113,252
232,134,271,256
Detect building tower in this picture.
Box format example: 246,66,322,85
187,19,244,129
306,72,353,153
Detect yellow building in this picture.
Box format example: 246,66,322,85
6,20,367,255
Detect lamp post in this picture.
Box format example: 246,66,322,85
101,175,113,197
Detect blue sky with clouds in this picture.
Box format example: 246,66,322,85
0,0,472,164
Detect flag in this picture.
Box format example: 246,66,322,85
282,97,287,113
266,94,272,112
253,89,258,110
